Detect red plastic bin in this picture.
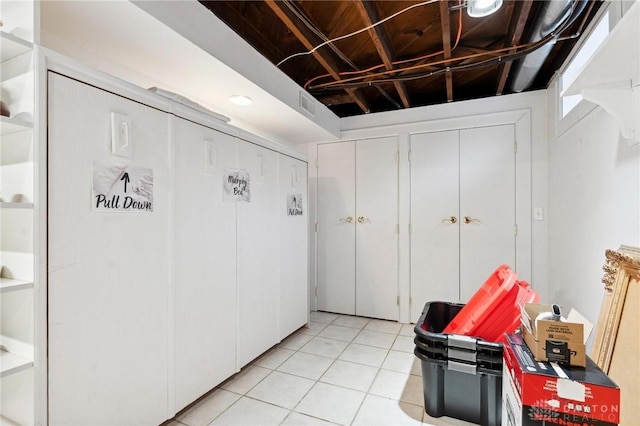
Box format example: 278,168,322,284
443,264,517,337
469,280,539,343
443,266,540,343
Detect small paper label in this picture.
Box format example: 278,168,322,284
92,162,153,212
287,193,303,216
223,169,250,202
557,378,586,402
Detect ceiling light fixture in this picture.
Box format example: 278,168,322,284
467,0,503,18
229,95,253,106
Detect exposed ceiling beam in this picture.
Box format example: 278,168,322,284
327,2,359,39
353,0,411,108
496,0,533,95
264,0,370,113
439,0,454,102
318,93,357,106
214,3,290,62
452,45,504,66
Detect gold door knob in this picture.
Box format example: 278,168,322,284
339,216,354,223
357,216,369,223
464,216,481,224
441,216,457,224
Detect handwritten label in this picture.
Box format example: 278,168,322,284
287,193,303,216
224,169,250,202
92,161,153,212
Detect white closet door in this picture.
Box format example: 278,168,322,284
459,125,516,302
317,142,356,315
48,73,170,425
237,142,279,367
173,118,238,411
409,131,460,321
278,155,308,339
355,137,399,320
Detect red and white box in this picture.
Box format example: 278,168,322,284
502,333,620,426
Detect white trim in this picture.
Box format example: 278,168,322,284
341,108,530,141
34,44,48,426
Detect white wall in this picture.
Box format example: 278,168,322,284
547,81,640,339
308,90,550,322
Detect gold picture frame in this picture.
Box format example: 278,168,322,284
591,246,640,424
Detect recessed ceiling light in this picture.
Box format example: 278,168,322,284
467,0,503,17
229,95,253,106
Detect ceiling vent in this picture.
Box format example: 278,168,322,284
299,91,316,117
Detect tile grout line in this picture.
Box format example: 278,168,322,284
287,314,400,425
201,314,422,426
288,314,368,425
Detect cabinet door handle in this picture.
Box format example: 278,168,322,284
357,216,370,223
441,216,457,224
464,216,481,224
339,216,354,223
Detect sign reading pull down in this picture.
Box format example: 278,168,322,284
92,161,154,212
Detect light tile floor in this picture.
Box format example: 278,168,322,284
168,313,475,426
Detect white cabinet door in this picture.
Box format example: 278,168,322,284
409,131,460,321
278,154,308,340
317,142,356,315
409,125,516,319
236,142,279,367
48,72,170,425
317,138,399,320
172,117,238,411
459,125,516,302
355,137,399,320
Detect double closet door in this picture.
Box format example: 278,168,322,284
409,125,516,321
317,137,398,321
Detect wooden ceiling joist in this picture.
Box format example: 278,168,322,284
264,0,370,113
354,0,411,108
439,0,454,102
318,93,358,106
496,0,533,95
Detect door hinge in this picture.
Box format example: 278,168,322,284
315,287,318,297
408,150,412,162
514,224,518,236
514,140,517,154
315,223,318,232
396,151,399,162
409,296,412,307
315,159,319,168
397,224,400,234
409,223,412,235
397,296,400,306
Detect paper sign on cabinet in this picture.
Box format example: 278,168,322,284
92,161,153,212
223,169,250,202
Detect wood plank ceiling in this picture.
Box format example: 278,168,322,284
200,0,602,117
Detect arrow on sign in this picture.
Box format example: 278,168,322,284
120,172,130,193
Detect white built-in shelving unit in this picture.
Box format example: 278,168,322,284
0,1,38,424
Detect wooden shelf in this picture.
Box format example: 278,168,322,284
0,32,32,64
0,278,33,293
0,334,33,379
562,2,639,143
0,335,34,379
0,116,33,136
0,349,33,378
0,202,33,209
0,414,20,426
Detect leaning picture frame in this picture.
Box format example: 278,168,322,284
591,245,640,424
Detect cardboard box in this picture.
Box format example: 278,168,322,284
502,334,620,426
520,303,592,367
